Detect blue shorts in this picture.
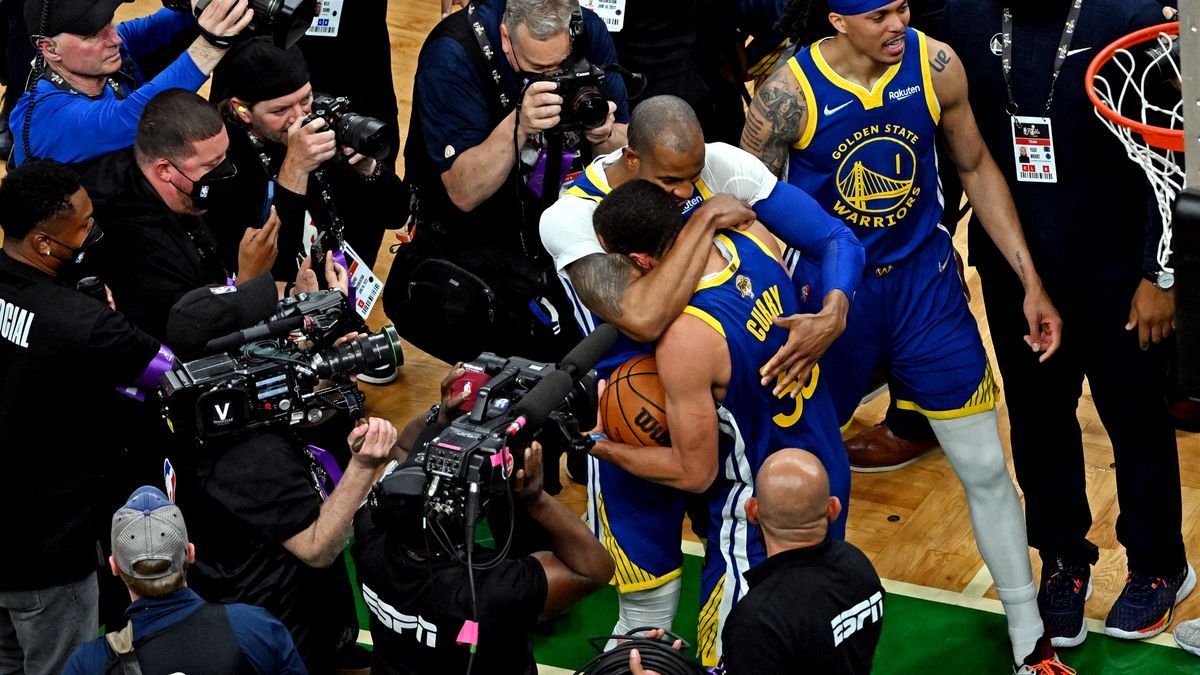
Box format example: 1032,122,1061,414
795,230,995,425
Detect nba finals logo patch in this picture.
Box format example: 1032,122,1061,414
831,124,922,228
736,275,754,299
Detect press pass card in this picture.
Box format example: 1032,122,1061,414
1011,116,1057,183
581,0,625,31
341,242,383,321
307,0,343,38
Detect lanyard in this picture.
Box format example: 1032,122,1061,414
1001,0,1083,117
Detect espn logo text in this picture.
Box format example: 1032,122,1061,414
363,583,438,647
831,591,884,647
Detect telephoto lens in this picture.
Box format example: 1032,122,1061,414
166,0,318,48
311,325,403,381
336,113,389,158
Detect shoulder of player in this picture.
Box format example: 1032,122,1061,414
925,37,966,106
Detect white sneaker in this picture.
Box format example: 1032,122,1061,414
1175,618,1200,657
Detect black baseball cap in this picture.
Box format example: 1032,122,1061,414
166,274,280,358
25,0,131,37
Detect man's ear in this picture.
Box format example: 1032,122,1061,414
829,13,849,34
231,97,253,125
499,22,513,58
628,252,656,270
37,36,60,62
108,555,120,578
152,158,174,185
745,497,761,526
622,146,639,171
186,543,196,565
827,495,842,525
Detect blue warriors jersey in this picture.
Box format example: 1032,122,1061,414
786,28,944,268
685,229,849,665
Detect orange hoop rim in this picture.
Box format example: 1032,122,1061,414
1085,21,1184,153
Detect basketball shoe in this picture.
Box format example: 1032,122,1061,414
1173,617,1200,657
1014,636,1075,674
1105,564,1196,640
1037,557,1092,648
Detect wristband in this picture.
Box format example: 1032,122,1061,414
589,432,607,443
197,26,236,49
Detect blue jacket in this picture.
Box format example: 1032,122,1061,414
62,588,307,675
10,9,205,167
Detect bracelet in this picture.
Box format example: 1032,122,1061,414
588,432,607,443
362,163,383,183
197,26,236,49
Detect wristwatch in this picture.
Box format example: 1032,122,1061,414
1144,269,1175,290
425,404,442,425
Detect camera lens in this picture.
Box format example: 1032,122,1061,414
572,87,609,130
312,325,402,380
337,113,390,158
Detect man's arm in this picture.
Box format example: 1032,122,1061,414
282,418,396,567
740,63,808,178
117,8,196,64
930,38,1062,361
591,314,725,493
563,194,754,342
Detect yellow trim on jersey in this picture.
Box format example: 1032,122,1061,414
698,576,725,667
785,57,819,149
728,228,781,263
696,233,741,290
584,161,611,194
562,185,602,203
810,39,901,110
683,306,726,338
916,30,942,125
695,177,714,200
895,361,999,420
596,493,682,593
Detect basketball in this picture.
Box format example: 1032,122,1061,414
601,355,670,447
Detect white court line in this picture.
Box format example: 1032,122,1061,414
962,564,994,598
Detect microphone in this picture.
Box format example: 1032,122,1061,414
512,370,574,430
204,315,306,353
559,324,618,379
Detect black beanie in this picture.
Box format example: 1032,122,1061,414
214,37,311,104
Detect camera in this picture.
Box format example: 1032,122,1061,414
157,290,402,445
162,0,318,49
302,94,390,159
527,56,611,133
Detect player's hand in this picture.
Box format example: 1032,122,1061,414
1022,284,1062,362
196,0,253,39
283,115,338,175
514,442,545,504
688,194,756,233
237,206,280,281
584,101,618,146
438,363,470,423
1126,279,1175,350
589,379,608,436
761,291,850,396
104,283,116,311
348,417,398,468
517,81,563,139
342,146,378,178
441,0,469,17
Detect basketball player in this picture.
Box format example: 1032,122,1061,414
740,0,1066,670
590,179,849,666
539,95,865,642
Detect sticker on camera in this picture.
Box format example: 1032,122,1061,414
581,0,625,31
307,0,343,38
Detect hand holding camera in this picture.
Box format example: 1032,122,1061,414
236,205,280,281
194,0,255,42
517,80,564,142
294,253,349,296
583,100,618,146
283,115,338,176
348,417,398,469
514,442,545,506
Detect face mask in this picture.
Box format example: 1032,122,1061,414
42,221,104,266
169,157,238,210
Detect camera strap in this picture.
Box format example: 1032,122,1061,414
306,444,343,500
466,2,511,112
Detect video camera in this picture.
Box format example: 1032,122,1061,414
162,0,318,48
302,94,390,159
157,290,402,446
414,325,618,533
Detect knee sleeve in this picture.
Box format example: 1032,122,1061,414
606,578,682,651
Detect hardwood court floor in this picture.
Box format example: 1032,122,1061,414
70,0,1192,644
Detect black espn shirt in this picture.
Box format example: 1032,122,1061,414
722,538,884,674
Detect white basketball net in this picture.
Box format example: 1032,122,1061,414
1091,31,1185,274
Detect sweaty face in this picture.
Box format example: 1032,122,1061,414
248,84,315,145
840,0,910,65
633,143,706,203
52,25,123,78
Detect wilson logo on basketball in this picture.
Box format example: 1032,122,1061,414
634,408,671,446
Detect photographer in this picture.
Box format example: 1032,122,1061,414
212,37,410,283
353,439,614,674
11,0,253,167
386,0,630,364
0,161,175,675
87,88,345,341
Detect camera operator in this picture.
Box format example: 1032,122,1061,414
211,37,410,283
0,161,176,675
11,0,253,167
86,88,345,341
385,0,630,364
353,438,614,675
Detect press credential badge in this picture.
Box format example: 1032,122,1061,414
307,0,343,38
581,0,625,31
1011,116,1057,183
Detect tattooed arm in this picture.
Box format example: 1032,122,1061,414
930,37,1061,361
564,194,755,343
741,64,809,177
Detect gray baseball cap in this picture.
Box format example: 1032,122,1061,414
111,486,188,580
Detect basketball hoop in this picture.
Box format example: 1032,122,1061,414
1086,21,1185,275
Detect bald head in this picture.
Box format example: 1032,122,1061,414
757,450,831,526
628,95,703,155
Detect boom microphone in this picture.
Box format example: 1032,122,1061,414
512,370,574,429
205,315,306,352
560,324,618,378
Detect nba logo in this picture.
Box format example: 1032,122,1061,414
199,186,209,198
